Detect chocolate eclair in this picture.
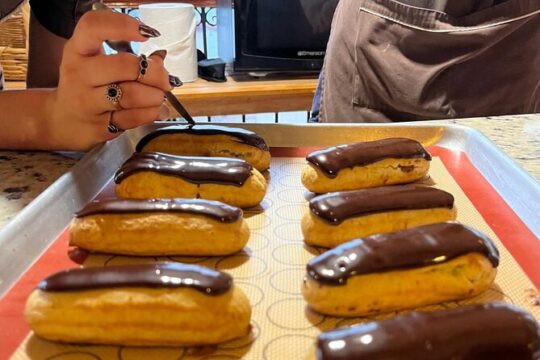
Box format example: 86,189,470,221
310,303,540,360
302,222,498,316
25,263,252,346
302,138,431,193
302,184,457,247
114,152,267,208
69,198,250,256
136,125,271,171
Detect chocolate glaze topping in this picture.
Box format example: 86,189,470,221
38,263,232,295
316,302,540,360
76,198,242,223
114,152,253,186
136,125,269,152
309,185,454,225
307,222,499,285
307,138,431,178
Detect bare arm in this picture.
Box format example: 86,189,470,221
0,89,56,149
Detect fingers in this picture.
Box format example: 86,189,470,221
110,105,168,130
91,113,124,147
94,82,166,113
149,49,167,62
79,52,172,91
68,11,160,56
91,105,166,148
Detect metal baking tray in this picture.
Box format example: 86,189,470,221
0,123,538,299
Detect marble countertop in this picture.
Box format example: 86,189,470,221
0,114,538,229
0,152,77,227
441,114,540,179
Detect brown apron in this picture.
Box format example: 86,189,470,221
319,0,540,122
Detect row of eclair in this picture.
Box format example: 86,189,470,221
22,126,540,359
295,137,539,359
25,125,274,346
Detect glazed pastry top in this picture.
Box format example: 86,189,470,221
306,138,431,178
114,152,253,186
75,198,243,223
309,185,454,224
136,125,269,152
316,302,540,360
38,263,233,295
306,222,499,285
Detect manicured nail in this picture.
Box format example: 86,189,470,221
169,75,183,87
139,24,161,38
149,49,167,60
92,2,108,11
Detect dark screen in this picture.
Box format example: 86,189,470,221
252,0,338,53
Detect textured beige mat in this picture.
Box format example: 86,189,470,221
13,157,540,360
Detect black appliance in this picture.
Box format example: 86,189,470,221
217,0,339,76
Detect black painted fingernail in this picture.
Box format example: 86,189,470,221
169,75,183,87
139,24,161,38
150,49,167,60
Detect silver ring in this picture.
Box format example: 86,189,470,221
107,111,123,134
136,54,149,81
105,83,123,109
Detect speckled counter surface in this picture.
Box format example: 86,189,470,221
0,114,538,230
0,152,77,227
440,114,540,180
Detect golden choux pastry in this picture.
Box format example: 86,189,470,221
302,138,431,193
115,152,267,208
25,263,252,346
136,125,271,172
69,198,250,256
302,184,456,247
309,302,540,359
302,222,499,317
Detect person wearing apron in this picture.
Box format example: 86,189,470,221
312,0,539,122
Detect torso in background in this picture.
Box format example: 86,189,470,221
397,0,509,17
319,0,540,122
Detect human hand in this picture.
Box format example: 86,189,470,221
44,10,177,150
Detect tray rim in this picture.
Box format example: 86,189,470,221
0,122,538,299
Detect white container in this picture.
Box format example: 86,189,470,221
139,3,198,82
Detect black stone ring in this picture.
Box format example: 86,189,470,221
105,83,123,109
107,111,124,134
136,54,149,81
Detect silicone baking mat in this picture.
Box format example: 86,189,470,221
2,146,539,360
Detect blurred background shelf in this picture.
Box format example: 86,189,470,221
0,3,29,82
3,1,318,122
5,75,317,118
171,75,317,117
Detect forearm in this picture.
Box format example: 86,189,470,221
0,89,56,150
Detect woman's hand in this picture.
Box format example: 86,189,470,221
44,10,174,150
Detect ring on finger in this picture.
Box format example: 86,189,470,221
105,83,123,109
107,111,124,134
136,54,149,81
